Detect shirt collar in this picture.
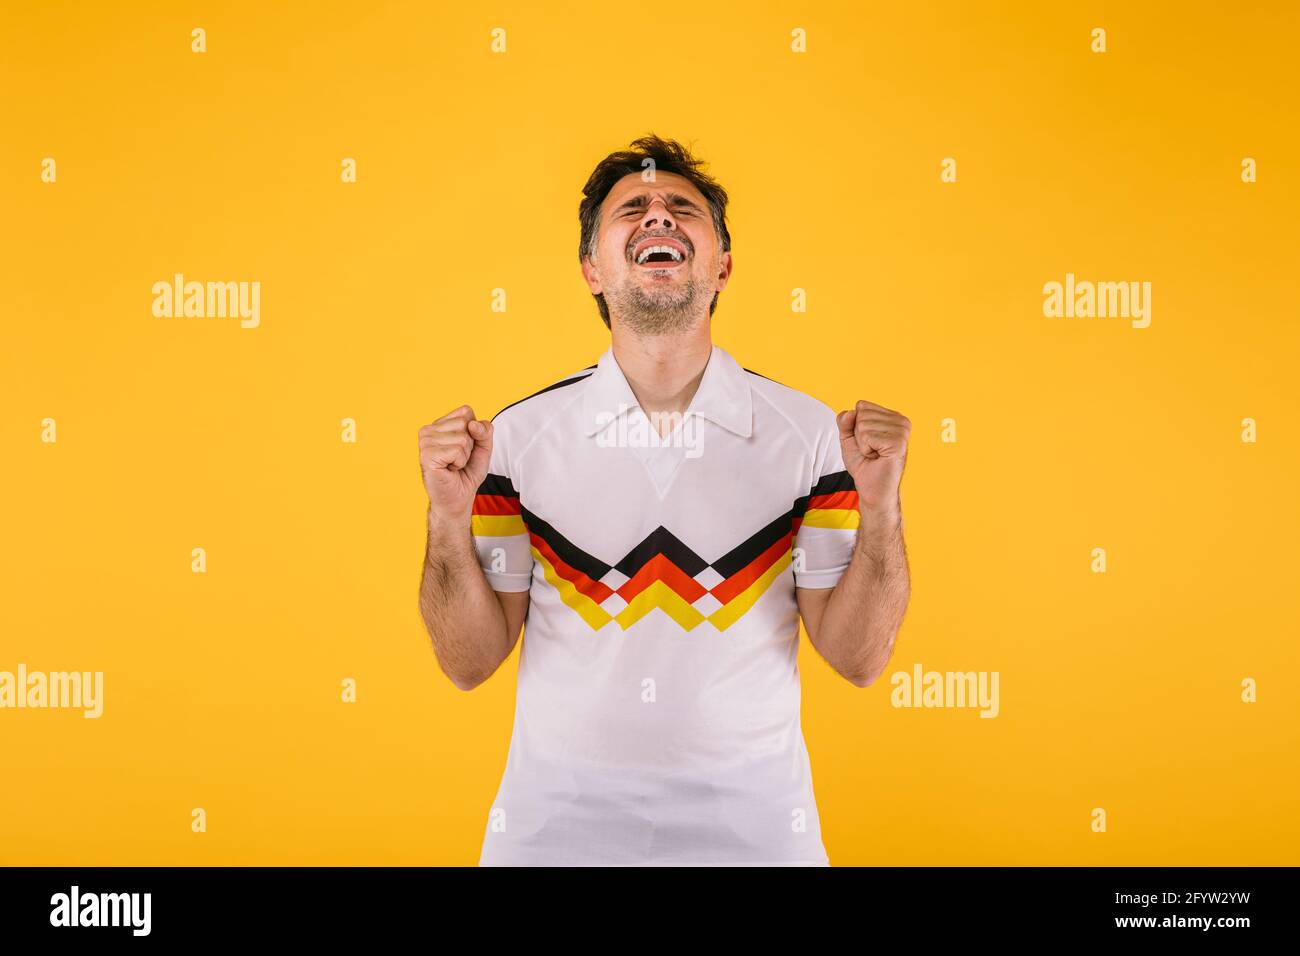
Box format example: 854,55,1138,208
580,343,753,439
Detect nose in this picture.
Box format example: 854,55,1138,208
640,198,675,231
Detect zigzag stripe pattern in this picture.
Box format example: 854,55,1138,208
472,470,859,632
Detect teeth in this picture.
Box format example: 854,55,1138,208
636,244,684,265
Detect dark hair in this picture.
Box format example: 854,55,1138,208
578,134,731,328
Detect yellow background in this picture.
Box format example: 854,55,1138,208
2,0,1297,865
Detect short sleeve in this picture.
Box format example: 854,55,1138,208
792,407,860,589
470,425,534,593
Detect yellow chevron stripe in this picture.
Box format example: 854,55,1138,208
615,579,707,632
531,546,612,630
801,508,860,530
708,549,793,632
471,514,526,536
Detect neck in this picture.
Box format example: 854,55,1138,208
609,321,714,418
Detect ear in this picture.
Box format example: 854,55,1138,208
715,250,733,291
580,255,603,295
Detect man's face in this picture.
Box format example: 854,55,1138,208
582,171,732,335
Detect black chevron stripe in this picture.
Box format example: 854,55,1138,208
710,509,795,579
792,469,856,517
475,473,519,498
520,505,612,582
514,476,853,588
613,526,709,579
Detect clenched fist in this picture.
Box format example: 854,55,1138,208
837,400,911,516
419,405,493,525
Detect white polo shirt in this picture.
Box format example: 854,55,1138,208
470,343,860,865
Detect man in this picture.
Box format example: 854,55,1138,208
418,135,911,866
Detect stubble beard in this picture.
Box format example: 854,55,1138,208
606,266,709,336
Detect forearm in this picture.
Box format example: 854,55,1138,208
419,508,513,690
813,506,910,686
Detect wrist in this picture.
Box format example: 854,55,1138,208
856,500,903,536
427,505,471,540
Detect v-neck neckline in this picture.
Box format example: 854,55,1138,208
625,407,691,499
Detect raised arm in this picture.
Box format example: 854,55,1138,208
798,400,911,687
797,508,909,687
418,406,528,691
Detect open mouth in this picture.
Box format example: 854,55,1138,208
632,239,688,270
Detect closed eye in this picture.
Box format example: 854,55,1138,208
626,207,694,219
615,194,706,218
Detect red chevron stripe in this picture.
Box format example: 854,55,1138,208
616,552,708,604
530,532,614,603
710,532,792,605
807,489,858,512
473,494,522,516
